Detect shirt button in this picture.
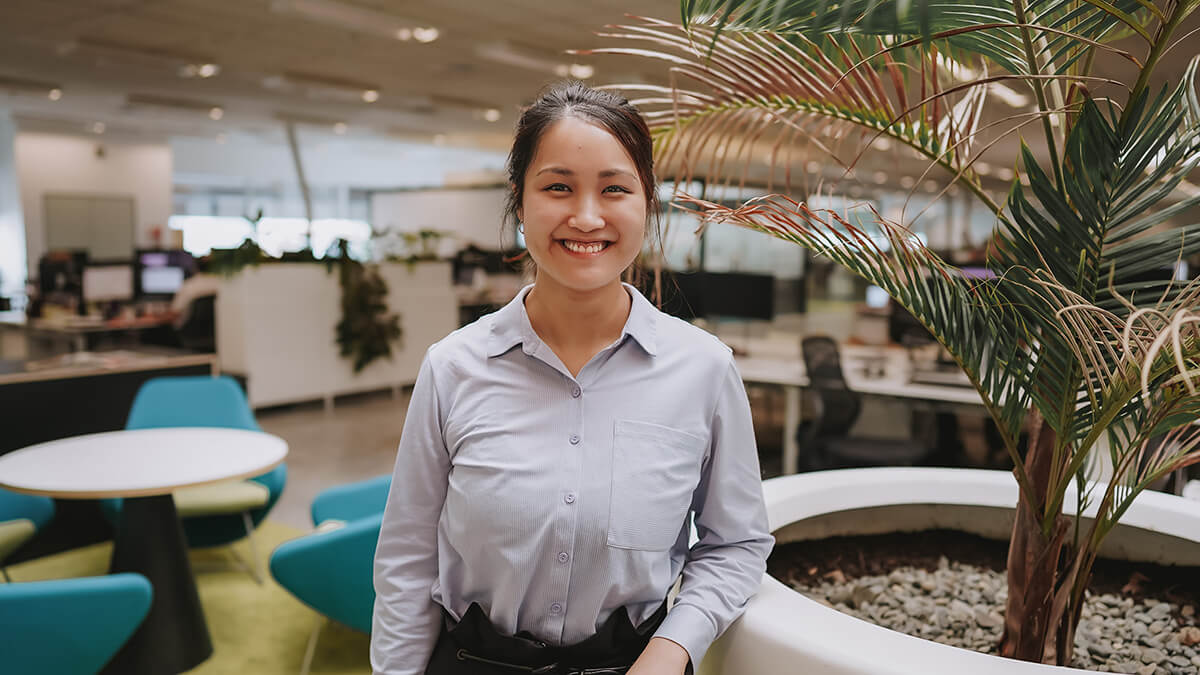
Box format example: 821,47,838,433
571,386,581,398
564,493,576,504
550,603,563,615
557,552,569,564
569,434,580,445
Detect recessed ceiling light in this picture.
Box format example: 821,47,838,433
48,88,63,101
900,175,916,189
922,180,939,193
216,133,228,144
872,137,892,151
974,162,993,176
483,108,501,122
568,64,594,79
197,63,220,78
209,107,224,120
362,89,379,103
995,167,1016,181
92,122,106,134
395,27,412,40
333,122,347,134
873,171,888,185
805,160,820,174
413,27,439,43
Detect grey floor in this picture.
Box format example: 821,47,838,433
258,390,411,530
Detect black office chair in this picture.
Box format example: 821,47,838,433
797,336,933,470
177,294,216,353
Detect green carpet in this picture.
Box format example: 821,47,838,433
6,520,371,675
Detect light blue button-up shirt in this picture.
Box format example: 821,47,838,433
371,282,774,674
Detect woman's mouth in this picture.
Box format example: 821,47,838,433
559,239,612,256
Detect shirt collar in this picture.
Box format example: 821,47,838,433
487,282,658,358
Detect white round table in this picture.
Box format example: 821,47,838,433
0,427,288,675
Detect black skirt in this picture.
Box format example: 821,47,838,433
425,600,669,675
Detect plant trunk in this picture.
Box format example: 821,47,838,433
999,410,1073,664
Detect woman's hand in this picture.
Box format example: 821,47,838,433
626,637,690,675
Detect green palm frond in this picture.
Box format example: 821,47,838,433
580,18,1016,211
680,0,1157,75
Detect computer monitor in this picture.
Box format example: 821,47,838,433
704,271,776,321
135,249,193,297
83,264,134,303
38,251,87,295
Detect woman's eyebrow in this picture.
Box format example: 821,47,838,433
534,166,637,179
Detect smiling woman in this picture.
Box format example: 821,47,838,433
370,81,774,675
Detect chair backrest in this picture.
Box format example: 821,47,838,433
311,474,392,526
801,336,861,438
270,514,382,633
0,489,54,530
177,294,217,352
126,375,258,431
0,573,152,674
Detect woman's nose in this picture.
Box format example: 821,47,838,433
568,197,604,231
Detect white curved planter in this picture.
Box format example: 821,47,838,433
699,468,1200,674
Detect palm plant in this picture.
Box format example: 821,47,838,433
580,0,1200,665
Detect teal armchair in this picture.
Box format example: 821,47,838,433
0,488,54,582
101,376,287,582
0,573,152,674
271,475,390,675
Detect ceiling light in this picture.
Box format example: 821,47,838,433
483,108,501,122
362,89,379,103
333,122,347,134
995,167,1016,181
264,71,386,104
805,160,820,174
125,93,225,117
477,42,584,78
0,75,63,96
412,27,438,43
900,175,916,189
922,180,939,193
873,171,888,185
197,63,220,78
69,37,216,73
216,133,228,144
48,88,63,101
974,162,993,176
271,0,432,43
92,122,106,134
872,137,892,151
209,107,224,120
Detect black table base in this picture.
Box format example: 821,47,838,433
103,494,213,675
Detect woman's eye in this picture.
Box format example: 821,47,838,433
604,185,632,194
544,183,570,192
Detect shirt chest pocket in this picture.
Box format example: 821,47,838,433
607,419,707,552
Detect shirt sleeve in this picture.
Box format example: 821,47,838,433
652,356,775,667
371,348,451,674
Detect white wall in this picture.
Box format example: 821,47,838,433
16,132,172,267
0,110,25,298
371,187,510,249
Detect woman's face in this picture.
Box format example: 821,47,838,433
517,116,648,295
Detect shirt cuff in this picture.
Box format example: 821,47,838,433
652,603,718,669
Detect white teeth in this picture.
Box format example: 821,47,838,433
562,240,606,254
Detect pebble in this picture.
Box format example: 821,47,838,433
786,560,1198,672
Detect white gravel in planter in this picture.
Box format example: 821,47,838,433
788,558,1200,674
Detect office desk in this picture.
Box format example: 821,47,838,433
735,345,985,475
24,315,175,353
0,427,287,675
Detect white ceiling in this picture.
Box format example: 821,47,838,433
0,0,1196,199
0,0,677,147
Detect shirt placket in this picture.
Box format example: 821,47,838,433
544,373,585,640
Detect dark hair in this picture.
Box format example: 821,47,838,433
502,81,661,274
